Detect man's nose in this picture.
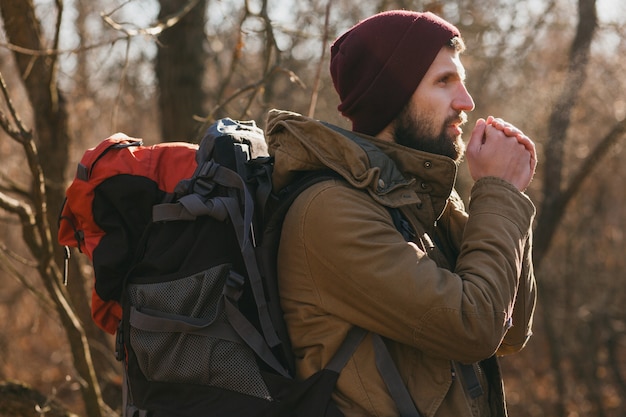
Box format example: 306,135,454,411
454,84,475,112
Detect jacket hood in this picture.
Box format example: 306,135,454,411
265,109,457,214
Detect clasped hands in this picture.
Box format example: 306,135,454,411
466,116,537,191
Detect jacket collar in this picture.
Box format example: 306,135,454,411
265,110,458,219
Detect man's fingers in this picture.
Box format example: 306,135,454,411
484,116,537,162
517,135,535,153
468,118,487,151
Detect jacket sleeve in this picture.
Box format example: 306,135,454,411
455,177,536,360
279,177,536,364
496,226,536,355
439,185,536,356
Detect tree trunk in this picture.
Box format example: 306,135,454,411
534,0,597,267
532,1,597,415
156,0,208,142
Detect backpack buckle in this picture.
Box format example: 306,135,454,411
198,159,219,178
224,271,245,302
194,177,216,196
192,160,220,196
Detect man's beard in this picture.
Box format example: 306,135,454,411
393,107,467,164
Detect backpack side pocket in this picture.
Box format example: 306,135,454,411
127,263,272,400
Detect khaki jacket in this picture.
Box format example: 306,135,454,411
266,110,536,417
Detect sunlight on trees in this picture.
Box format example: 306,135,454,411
0,0,624,415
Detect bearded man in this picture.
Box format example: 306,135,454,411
265,10,537,417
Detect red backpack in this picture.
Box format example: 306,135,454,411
58,134,198,334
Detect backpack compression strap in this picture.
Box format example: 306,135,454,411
152,157,282,352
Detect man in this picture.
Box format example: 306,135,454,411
265,9,537,417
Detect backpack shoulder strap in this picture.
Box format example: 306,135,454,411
388,208,484,406
256,170,343,373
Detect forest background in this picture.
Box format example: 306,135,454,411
0,0,624,416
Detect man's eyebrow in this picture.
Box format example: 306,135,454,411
436,68,466,81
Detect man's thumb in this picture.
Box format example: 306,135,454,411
467,118,487,154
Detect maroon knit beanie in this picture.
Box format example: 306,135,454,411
330,10,460,136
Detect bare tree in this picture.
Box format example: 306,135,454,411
0,1,109,415
531,1,625,414
1,1,625,416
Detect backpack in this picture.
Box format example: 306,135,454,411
58,119,372,417
58,118,447,417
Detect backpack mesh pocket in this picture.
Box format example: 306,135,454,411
127,264,272,399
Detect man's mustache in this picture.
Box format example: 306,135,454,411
447,112,468,127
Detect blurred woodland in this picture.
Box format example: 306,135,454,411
0,0,624,416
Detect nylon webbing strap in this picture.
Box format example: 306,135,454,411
372,334,422,417
220,183,282,349
152,194,232,222
221,172,253,249
129,306,245,345
459,363,484,399
130,301,290,378
390,208,484,403
152,164,244,222
223,298,290,377
325,326,367,373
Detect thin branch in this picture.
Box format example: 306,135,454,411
0,240,38,269
50,0,64,113
0,189,42,258
212,0,290,120
0,35,130,57
100,0,200,37
0,243,54,312
308,1,332,118
197,65,304,125
0,71,53,266
0,172,30,201
0,108,20,138
561,118,626,208
111,39,132,132
0,0,199,59
0,71,32,142
259,0,281,74
0,190,35,222
24,140,55,261
216,6,251,104
0,71,52,261
242,0,285,120
200,74,271,125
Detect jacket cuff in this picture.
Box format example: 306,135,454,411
469,177,536,234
